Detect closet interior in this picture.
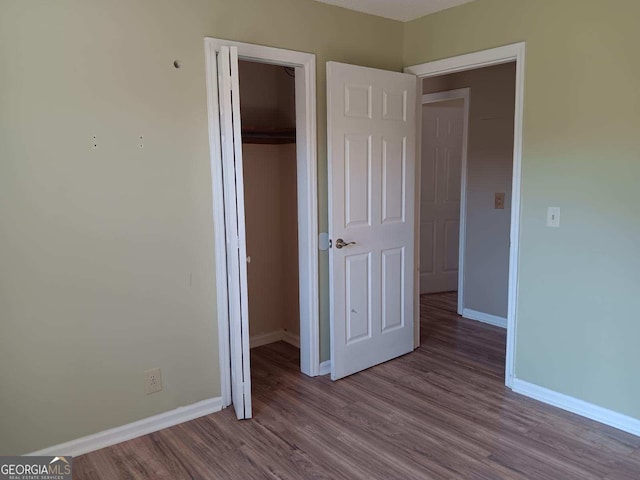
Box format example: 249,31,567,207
239,60,300,353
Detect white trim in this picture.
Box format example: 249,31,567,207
250,330,287,349
421,88,470,316
293,50,320,377
412,77,422,350
405,42,526,389
512,379,640,438
319,360,331,376
507,44,526,390
462,308,507,329
26,397,223,457
405,43,524,78
250,330,300,349
283,331,301,348
204,39,321,391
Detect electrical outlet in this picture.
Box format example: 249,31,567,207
144,368,162,395
494,192,505,210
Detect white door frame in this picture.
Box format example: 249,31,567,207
421,88,470,316
204,38,319,407
405,42,526,388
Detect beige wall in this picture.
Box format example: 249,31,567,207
0,0,403,455
405,0,640,420
280,146,301,337
10,0,638,456
244,144,300,339
424,63,516,318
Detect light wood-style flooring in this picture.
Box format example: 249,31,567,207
75,292,640,479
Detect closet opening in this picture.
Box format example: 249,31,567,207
239,60,302,372
206,39,319,416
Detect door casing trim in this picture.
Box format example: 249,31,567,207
420,88,470,315
204,38,319,407
405,42,526,388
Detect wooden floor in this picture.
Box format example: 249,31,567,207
75,292,640,479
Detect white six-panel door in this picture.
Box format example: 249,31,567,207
420,100,464,294
327,62,417,381
217,46,252,419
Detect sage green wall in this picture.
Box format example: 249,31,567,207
405,0,640,419
0,0,402,455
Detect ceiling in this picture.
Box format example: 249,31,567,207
314,0,476,22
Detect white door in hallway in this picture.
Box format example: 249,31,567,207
327,62,417,380
420,97,465,295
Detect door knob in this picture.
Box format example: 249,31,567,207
335,238,356,249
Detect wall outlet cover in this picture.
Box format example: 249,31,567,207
494,192,506,210
144,368,163,395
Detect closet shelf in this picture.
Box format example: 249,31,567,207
242,127,296,144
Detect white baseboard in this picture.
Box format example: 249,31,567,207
250,330,285,348
512,379,640,437
462,308,507,328
319,360,331,376
250,329,300,349
26,397,223,457
282,331,300,348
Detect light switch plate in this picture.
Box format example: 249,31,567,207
547,207,560,228
495,192,505,210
